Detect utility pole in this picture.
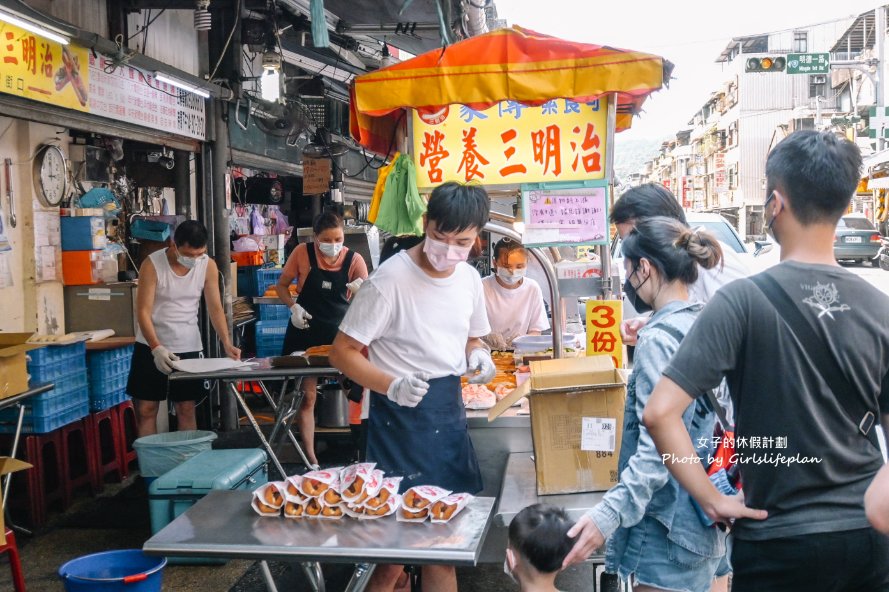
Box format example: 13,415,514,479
878,6,886,151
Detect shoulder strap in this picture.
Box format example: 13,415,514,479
653,323,733,431
306,243,318,267
342,248,356,275
749,273,880,452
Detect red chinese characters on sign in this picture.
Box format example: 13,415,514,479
499,129,527,177
21,35,37,75
531,125,561,176
457,127,489,181
39,43,53,78
570,124,601,173
585,300,623,370
419,130,449,184
3,32,17,65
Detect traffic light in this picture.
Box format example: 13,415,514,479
745,56,787,73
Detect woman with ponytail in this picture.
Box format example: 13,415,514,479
563,217,728,592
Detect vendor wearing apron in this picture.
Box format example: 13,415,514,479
275,211,368,467
128,220,240,437
331,182,496,592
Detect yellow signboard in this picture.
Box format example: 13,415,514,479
0,23,89,111
586,299,623,370
412,97,608,188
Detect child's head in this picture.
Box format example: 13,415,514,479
506,504,574,585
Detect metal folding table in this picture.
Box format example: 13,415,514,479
168,360,341,478
144,489,496,592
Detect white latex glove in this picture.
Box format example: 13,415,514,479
386,373,430,407
346,277,364,295
289,303,312,329
483,332,509,351
467,348,496,384
151,345,180,375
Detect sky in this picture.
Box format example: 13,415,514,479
497,0,883,142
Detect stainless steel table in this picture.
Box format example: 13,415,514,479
0,383,54,514
169,359,341,478
144,490,496,592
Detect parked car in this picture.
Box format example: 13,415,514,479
834,214,882,266
610,213,772,318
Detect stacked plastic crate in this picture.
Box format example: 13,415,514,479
87,346,133,411
0,342,89,433
254,267,290,357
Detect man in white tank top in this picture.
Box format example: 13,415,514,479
127,220,239,437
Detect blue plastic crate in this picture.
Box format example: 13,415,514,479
0,398,89,434
258,304,290,321
0,371,88,420
255,268,283,296
87,345,133,368
237,265,260,297
256,345,284,358
27,341,87,366
89,372,128,399
255,319,288,337
88,358,130,380
90,388,130,412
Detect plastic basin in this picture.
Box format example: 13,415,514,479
59,549,166,591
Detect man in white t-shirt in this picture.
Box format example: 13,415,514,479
331,182,496,592
482,237,549,349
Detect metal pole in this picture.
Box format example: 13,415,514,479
211,99,238,431
600,93,618,300
174,150,191,217
878,6,886,151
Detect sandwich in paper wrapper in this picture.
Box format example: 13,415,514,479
298,466,343,498
284,475,307,502
364,476,402,510
361,493,400,520
341,462,379,504
303,497,324,517
252,481,286,516
398,485,451,522
282,498,308,519
430,492,473,523
317,498,346,520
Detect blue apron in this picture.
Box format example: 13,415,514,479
366,375,483,494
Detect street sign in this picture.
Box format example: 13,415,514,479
786,53,830,75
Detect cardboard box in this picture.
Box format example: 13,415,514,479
490,356,626,495
264,248,285,266
261,234,285,250
64,283,138,337
0,458,32,543
0,333,40,400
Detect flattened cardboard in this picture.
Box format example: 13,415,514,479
0,333,40,400
0,457,32,543
488,356,627,495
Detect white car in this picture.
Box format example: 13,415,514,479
610,212,774,317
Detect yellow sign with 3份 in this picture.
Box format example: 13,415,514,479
586,299,623,370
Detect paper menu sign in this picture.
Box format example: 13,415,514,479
581,417,616,452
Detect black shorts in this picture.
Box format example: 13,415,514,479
127,342,211,403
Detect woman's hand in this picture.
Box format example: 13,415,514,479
224,342,241,361
562,515,606,568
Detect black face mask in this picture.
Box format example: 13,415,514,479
624,267,652,314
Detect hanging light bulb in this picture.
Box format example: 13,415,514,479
194,0,211,31
260,69,281,102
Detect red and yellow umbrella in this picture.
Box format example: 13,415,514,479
351,26,672,154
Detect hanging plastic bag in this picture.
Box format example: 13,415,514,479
233,237,261,252
368,152,399,224
250,207,267,236
374,155,425,236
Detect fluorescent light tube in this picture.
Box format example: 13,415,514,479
154,72,211,98
260,70,281,102
0,9,69,45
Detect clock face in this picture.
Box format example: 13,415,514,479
36,146,68,206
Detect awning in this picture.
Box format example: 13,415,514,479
350,26,673,153
867,176,889,190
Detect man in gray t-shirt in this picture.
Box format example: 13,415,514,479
644,130,889,592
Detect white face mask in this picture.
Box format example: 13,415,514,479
175,246,206,269
496,267,526,285
318,242,343,258
503,556,518,585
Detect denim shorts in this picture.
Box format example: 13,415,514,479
615,516,725,592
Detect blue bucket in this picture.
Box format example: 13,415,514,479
59,549,166,592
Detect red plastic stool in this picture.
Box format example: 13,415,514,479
115,401,138,478
0,432,65,528
85,409,125,484
0,528,26,591
59,418,100,506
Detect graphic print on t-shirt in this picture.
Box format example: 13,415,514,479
801,282,850,319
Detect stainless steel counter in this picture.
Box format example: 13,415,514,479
144,490,496,566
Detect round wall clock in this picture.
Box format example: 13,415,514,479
32,144,70,207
